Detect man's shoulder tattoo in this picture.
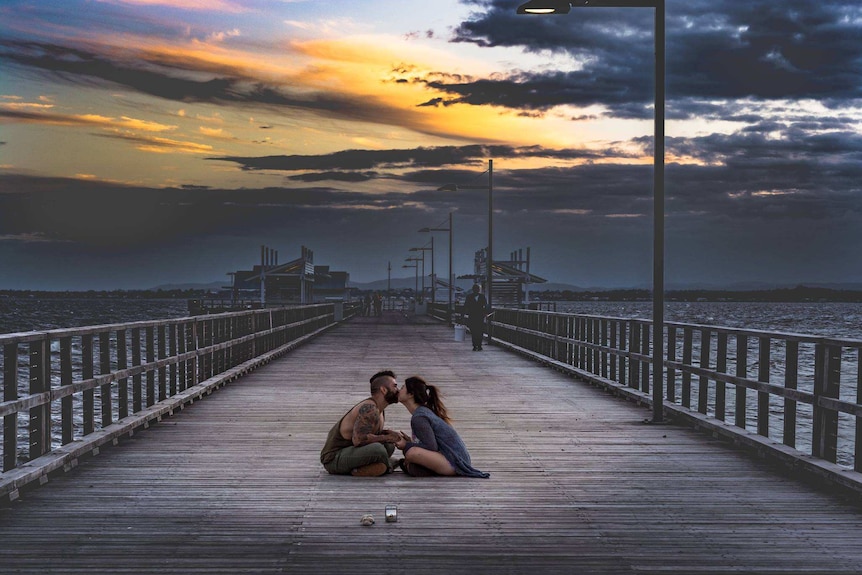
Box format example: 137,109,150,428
355,403,380,437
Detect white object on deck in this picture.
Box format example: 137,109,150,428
454,324,466,342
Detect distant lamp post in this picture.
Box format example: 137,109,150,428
410,243,434,302
227,272,236,306
420,212,454,324
438,159,493,342
403,258,421,297
517,0,666,423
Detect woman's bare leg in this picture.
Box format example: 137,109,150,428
405,447,456,476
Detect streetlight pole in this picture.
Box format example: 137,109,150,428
419,212,454,324
404,258,421,297
517,0,665,423
487,159,493,326
419,251,425,300
410,243,433,303
438,159,494,343
430,236,435,303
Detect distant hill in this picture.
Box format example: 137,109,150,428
149,281,227,291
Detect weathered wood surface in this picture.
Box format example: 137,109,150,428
2,311,862,574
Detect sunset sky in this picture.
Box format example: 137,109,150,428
1,0,861,290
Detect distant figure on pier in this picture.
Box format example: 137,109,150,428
463,284,488,351
373,292,383,317
394,376,489,478
362,294,372,317
320,370,403,477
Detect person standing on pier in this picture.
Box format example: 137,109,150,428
464,284,488,351
320,370,403,477
373,292,383,317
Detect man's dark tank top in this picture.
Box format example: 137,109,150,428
320,400,367,464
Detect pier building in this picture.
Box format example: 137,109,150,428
190,245,350,314
462,246,547,305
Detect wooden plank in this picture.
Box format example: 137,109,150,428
1,313,862,574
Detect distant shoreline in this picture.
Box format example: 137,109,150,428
535,286,862,303
3,286,862,303
0,289,204,300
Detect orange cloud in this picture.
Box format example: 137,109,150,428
0,109,176,132
99,132,215,154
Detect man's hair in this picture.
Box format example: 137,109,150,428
369,370,396,394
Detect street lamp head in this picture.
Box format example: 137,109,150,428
436,183,458,192
517,0,570,14
418,227,431,233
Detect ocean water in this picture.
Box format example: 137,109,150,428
0,297,191,334
558,301,862,341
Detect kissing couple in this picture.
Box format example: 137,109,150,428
320,370,489,478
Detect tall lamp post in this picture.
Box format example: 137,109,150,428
517,0,665,423
402,261,419,297
420,212,454,324
410,243,434,303
406,252,425,301
439,159,493,343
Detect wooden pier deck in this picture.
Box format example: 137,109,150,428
2,312,862,574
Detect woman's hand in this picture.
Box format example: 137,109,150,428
394,430,410,450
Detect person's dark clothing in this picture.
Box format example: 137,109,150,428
403,406,489,478
463,291,488,349
373,294,382,317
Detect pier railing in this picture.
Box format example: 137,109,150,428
489,308,862,492
0,302,358,500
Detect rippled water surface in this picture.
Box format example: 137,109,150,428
558,301,862,341
0,297,190,334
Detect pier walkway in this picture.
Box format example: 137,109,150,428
2,312,862,574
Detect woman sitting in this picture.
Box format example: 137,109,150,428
395,376,489,478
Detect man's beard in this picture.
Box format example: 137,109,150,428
384,389,399,404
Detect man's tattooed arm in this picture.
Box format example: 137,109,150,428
352,403,399,446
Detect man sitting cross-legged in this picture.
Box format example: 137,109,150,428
320,370,403,477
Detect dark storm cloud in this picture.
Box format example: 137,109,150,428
415,72,654,118
210,144,623,172
287,171,379,183
4,133,862,260
430,0,862,117
0,174,420,249
667,0,862,101
0,175,237,249
662,125,862,166
0,40,418,128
